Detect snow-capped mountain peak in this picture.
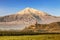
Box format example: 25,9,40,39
17,7,49,16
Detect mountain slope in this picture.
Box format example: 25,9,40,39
23,22,60,33
0,7,60,31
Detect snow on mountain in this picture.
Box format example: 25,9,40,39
0,7,60,30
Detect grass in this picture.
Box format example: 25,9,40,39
0,34,60,40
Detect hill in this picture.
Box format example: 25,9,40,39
0,7,60,33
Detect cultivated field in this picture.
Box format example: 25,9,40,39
0,34,60,40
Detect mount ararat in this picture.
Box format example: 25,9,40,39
0,7,60,33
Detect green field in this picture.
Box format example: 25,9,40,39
0,34,60,40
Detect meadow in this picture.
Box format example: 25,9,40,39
0,34,60,40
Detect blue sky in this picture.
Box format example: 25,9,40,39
0,0,60,16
